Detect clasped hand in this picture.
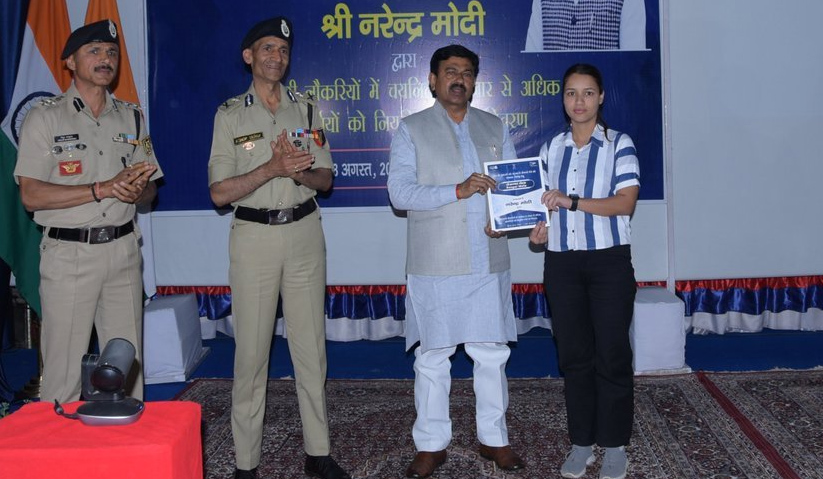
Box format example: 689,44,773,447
266,130,314,179
110,162,157,203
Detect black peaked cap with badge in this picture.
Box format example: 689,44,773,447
61,19,119,59
241,16,294,51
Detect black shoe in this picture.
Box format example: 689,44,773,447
305,455,351,479
235,467,258,479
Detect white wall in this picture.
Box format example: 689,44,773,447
667,0,823,279
152,202,669,285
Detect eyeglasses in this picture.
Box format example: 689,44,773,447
441,68,476,81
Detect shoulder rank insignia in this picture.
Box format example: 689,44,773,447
219,95,243,111
302,91,317,106
40,95,64,107
113,98,140,110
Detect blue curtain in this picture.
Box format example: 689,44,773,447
1,0,30,402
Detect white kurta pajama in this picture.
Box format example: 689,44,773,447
388,104,518,451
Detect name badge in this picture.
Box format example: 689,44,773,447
54,134,80,143
233,132,264,145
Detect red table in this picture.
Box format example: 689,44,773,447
0,401,202,479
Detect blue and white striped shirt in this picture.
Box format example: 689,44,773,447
539,124,640,252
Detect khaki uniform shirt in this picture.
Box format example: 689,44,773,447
14,82,163,228
207,82,332,210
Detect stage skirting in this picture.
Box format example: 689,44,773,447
679,276,823,334
155,276,823,339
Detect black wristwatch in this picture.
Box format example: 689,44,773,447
569,194,580,211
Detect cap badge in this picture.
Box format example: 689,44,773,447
281,19,290,38
108,20,117,39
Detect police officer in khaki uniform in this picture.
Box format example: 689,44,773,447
207,17,349,479
14,19,162,404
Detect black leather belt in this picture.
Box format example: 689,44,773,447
47,221,134,244
234,199,317,225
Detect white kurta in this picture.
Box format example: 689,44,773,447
396,114,517,352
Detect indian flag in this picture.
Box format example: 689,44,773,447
83,0,158,300
0,0,73,317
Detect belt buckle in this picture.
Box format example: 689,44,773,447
268,208,293,225
89,226,114,244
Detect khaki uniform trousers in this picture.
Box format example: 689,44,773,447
229,210,329,470
39,232,144,404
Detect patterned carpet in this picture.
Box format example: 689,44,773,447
177,370,823,479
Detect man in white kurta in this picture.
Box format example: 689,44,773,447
387,44,525,479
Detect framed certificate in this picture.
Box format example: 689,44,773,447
484,157,549,232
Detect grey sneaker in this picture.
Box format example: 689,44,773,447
560,445,595,478
599,446,628,479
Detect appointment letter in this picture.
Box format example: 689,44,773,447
484,157,549,232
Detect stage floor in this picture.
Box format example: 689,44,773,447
3,327,823,403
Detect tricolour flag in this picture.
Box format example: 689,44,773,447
83,0,158,299
0,0,74,318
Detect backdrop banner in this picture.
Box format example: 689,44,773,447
147,0,662,211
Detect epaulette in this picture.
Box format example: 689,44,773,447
287,89,317,106
219,95,245,112
39,95,65,108
113,97,141,110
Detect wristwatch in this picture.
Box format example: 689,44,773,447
569,194,580,211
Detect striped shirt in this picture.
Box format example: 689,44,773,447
539,124,640,252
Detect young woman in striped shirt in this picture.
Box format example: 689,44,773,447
530,63,640,479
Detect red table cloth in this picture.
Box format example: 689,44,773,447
0,400,202,479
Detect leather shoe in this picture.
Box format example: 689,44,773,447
405,450,447,478
305,455,351,479
478,444,525,471
234,467,257,479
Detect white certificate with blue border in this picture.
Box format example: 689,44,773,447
484,157,549,232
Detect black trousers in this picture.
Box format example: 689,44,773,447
544,245,636,447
